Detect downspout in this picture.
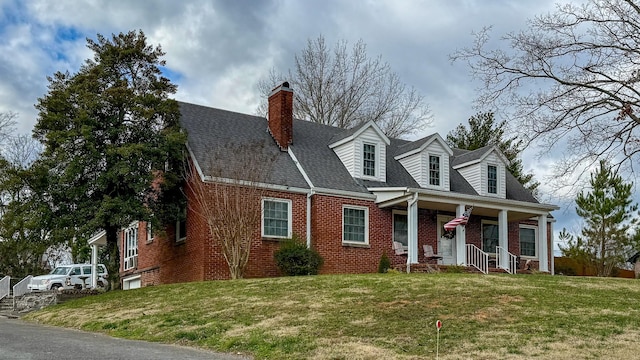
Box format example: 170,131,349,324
406,191,419,274
306,190,313,248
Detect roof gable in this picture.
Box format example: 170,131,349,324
394,133,453,160
452,145,509,169
328,120,390,149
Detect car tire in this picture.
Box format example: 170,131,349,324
97,280,110,291
50,284,61,291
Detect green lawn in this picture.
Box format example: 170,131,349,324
25,273,640,359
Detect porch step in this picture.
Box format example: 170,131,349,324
0,296,13,311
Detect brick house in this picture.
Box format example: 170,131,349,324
113,82,558,289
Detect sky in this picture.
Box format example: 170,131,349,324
0,0,605,255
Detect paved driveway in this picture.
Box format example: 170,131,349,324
0,317,251,360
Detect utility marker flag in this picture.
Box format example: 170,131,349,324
443,207,473,231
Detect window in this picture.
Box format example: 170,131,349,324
487,165,498,194
124,224,138,270
262,198,292,238
146,221,153,242
343,206,369,244
363,143,376,177
520,226,537,257
393,212,408,247
482,222,499,253
429,155,441,186
176,208,187,242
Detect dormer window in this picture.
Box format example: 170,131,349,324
363,143,376,177
429,155,441,186
487,165,498,194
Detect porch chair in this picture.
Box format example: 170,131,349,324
392,241,407,255
423,245,443,261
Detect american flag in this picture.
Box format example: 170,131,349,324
444,207,473,231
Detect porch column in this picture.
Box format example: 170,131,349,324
407,194,419,265
538,214,549,272
498,210,508,270
456,204,466,266
91,244,98,288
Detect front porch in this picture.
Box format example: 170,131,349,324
375,188,557,275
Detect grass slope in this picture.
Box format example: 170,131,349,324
25,273,640,359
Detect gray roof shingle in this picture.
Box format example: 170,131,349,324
179,101,539,203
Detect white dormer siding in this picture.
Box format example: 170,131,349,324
455,149,507,198
395,134,452,191
330,122,390,182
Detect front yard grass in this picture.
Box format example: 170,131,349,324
25,273,640,359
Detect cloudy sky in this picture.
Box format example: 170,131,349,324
0,0,600,253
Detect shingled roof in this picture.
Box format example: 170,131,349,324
178,101,540,203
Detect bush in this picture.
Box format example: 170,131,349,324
378,253,391,273
274,236,324,276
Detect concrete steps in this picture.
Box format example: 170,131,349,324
0,295,13,311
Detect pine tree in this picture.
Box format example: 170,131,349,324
573,160,639,276
446,112,538,192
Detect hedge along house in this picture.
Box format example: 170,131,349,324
118,82,558,288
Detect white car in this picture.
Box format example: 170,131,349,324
27,264,108,291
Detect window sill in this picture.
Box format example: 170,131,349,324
262,237,288,242
342,242,370,249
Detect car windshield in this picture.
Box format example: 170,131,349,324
50,266,70,275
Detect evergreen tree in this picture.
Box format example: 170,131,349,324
33,31,186,288
572,160,638,276
446,112,539,192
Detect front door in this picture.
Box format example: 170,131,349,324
437,216,456,265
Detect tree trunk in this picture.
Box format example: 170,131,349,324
105,225,120,290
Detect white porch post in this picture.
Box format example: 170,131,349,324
456,204,466,266
91,244,98,288
407,193,419,269
498,210,508,270
538,214,549,272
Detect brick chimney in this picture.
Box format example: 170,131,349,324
268,82,293,150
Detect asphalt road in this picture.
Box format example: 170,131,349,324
0,316,251,360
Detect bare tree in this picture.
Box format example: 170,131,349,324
185,141,277,279
451,0,640,188
0,112,17,146
258,35,432,138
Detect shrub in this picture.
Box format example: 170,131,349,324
378,253,391,273
274,235,324,276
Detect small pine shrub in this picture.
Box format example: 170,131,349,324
378,253,391,273
274,235,324,276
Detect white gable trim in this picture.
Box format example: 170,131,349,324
394,133,453,160
328,120,390,149
452,145,509,169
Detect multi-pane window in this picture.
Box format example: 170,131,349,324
124,225,138,270
393,212,408,247
363,144,376,177
429,155,441,186
520,226,537,257
262,199,291,238
482,222,499,253
487,165,498,194
343,206,368,243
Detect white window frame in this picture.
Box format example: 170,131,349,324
392,210,408,249
481,220,499,254
176,207,187,243
428,153,442,187
362,142,377,178
519,224,538,258
487,164,498,194
261,198,292,238
342,205,369,245
123,223,139,271
146,221,153,243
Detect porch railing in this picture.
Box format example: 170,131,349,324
466,244,488,274
496,246,518,274
12,275,32,310
0,276,9,301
